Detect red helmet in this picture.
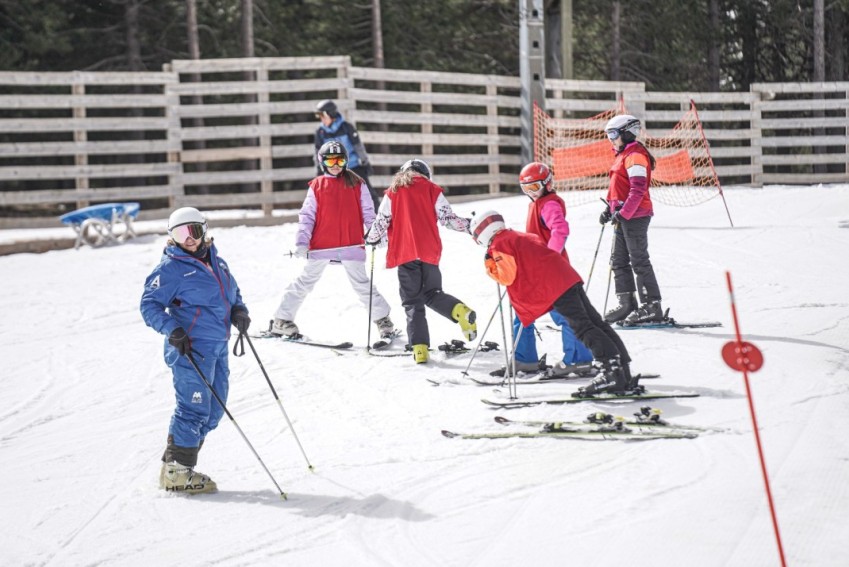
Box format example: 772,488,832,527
518,162,552,197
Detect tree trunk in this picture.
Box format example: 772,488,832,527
186,0,200,60
813,0,824,82
125,0,143,71
372,0,388,154
708,0,721,91
611,0,621,81
826,5,844,81
241,0,254,57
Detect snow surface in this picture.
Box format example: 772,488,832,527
2,185,848,567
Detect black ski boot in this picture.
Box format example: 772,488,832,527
604,292,637,323
572,358,629,397
623,300,664,325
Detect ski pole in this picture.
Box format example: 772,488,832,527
506,323,525,400
243,334,315,471
285,243,367,258
185,353,287,499
497,284,512,380
460,287,508,377
602,227,616,315
365,245,376,352
585,223,606,291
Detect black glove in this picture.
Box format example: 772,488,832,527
168,327,192,356
599,208,612,225
611,211,624,224
231,307,251,334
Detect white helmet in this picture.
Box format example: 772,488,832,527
168,207,207,241
470,210,506,247
604,114,641,143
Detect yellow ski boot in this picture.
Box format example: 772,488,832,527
451,303,477,341
412,344,429,364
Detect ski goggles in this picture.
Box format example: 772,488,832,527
322,155,347,167
170,222,207,244
520,180,546,196
606,129,621,141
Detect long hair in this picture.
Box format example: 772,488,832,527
340,169,364,188
388,169,419,192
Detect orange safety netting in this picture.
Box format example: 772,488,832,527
533,100,723,208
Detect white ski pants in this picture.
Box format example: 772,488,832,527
274,259,391,322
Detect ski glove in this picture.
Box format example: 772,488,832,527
168,327,192,356
611,211,624,224
231,307,251,334
599,208,612,225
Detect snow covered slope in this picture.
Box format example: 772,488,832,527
1,185,847,566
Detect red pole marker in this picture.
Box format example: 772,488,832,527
723,271,786,567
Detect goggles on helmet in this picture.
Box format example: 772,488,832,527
606,129,622,141
322,155,347,167
170,222,206,244
520,180,546,196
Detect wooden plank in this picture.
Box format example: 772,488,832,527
0,184,178,205
348,87,518,108
761,171,848,183
175,190,309,207
762,153,849,165
349,66,519,88
0,117,170,132
363,131,520,146
0,94,170,109
0,71,175,86
629,91,759,104
0,139,177,156
353,109,520,128
759,117,841,129
546,78,645,92
757,98,849,112
761,134,848,147
644,109,754,122
752,82,849,94
170,55,350,73
0,162,181,181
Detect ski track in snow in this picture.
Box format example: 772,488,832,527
1,186,849,566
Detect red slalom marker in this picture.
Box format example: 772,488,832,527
724,271,786,567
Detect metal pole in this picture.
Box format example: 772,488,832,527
186,353,287,498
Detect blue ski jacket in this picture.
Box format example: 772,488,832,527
140,242,247,347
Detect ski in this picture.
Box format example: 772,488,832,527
616,317,722,330
481,390,700,409
493,408,718,432
251,320,353,349
442,426,697,441
469,371,660,386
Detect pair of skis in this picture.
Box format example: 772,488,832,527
443,406,711,441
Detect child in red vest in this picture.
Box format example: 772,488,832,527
365,159,476,364
270,141,395,340
470,210,635,397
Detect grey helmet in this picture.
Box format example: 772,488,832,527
315,99,339,118
400,158,432,179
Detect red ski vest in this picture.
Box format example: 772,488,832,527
385,176,444,268
606,142,654,211
526,191,569,261
486,229,582,326
308,175,365,251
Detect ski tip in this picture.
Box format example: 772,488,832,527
441,430,459,438
494,416,511,425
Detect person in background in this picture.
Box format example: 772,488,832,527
491,162,592,377
271,140,395,341
140,206,251,494
314,99,380,210
600,114,664,325
365,158,477,364
469,210,635,397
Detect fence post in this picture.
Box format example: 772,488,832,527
257,62,273,217
750,84,764,188
486,82,499,193
163,63,183,209
72,72,89,210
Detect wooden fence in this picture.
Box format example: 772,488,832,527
1,56,847,228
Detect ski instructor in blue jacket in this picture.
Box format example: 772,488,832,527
140,206,250,494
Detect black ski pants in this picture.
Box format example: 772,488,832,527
611,215,661,303
552,284,630,364
398,260,463,347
